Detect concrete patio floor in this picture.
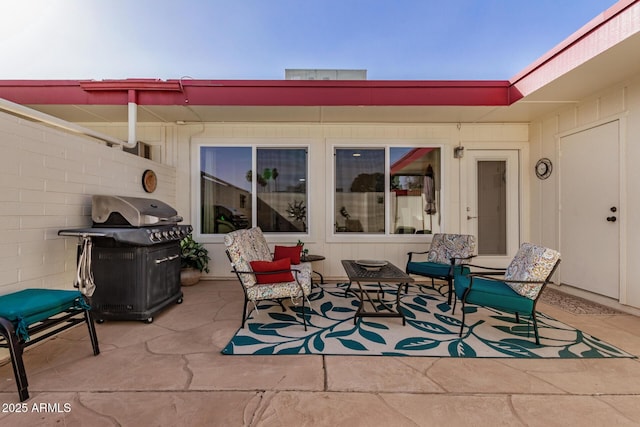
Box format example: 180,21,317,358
1,280,640,426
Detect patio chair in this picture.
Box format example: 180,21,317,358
453,243,561,345
0,288,100,402
406,233,476,305
224,227,313,330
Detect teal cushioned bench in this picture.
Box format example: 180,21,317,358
0,288,100,402
0,289,91,341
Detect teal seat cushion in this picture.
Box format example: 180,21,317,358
407,262,469,278
0,289,89,342
454,274,534,314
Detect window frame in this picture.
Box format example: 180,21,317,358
192,138,312,243
326,139,446,243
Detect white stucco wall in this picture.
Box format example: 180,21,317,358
172,122,528,280
0,112,177,295
0,108,530,293
529,73,640,309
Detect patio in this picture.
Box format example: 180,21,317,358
1,280,640,426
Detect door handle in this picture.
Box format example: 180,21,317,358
606,216,617,222
467,215,477,220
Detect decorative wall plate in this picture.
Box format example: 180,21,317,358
535,158,553,180
142,169,157,193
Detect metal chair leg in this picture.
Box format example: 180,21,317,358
302,296,307,331
458,289,472,338
459,301,466,337
84,310,100,356
241,298,249,328
0,318,30,402
532,312,540,345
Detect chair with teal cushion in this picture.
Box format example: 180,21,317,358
453,243,561,345
0,288,100,402
406,233,476,304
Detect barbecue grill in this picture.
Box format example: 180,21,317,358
59,195,192,323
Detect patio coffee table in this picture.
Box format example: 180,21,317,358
341,259,414,325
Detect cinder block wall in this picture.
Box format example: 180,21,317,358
0,112,177,295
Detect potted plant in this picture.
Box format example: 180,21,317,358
180,234,210,286
297,239,309,260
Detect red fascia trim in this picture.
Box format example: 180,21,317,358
0,79,512,107
80,79,182,91
155,79,511,106
0,81,125,104
508,85,524,104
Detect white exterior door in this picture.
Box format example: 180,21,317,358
464,150,520,265
559,120,620,299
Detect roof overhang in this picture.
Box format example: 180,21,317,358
0,79,519,124
511,0,640,105
0,0,638,125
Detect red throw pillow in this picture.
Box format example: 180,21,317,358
273,245,302,265
250,257,295,284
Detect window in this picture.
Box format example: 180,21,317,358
334,146,441,235
200,146,308,234
256,148,308,232
200,147,252,234
335,148,385,233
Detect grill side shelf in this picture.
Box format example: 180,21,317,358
58,226,192,246
58,230,108,238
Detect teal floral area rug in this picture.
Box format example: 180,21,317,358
222,283,634,358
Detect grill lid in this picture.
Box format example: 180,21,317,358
92,195,183,227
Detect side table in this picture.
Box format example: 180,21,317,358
301,254,325,284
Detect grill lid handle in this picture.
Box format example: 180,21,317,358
143,214,183,224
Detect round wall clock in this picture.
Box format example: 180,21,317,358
142,169,157,193
535,158,553,180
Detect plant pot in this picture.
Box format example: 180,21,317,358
180,268,202,286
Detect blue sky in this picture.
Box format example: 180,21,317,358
0,0,619,80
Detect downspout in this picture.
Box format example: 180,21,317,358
125,89,138,149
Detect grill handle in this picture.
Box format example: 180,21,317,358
156,254,179,264
161,215,183,223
